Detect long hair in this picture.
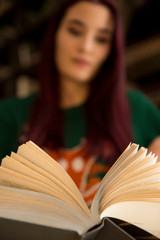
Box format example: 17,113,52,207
27,0,133,163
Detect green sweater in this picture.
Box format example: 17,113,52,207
0,90,160,163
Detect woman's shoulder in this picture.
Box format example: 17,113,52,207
0,94,37,123
127,89,160,120
127,89,150,104
127,89,159,110
0,94,36,111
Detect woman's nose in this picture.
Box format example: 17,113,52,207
78,35,94,53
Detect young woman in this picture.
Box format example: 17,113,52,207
0,0,160,204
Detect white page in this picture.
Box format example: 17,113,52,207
0,186,94,234
101,201,160,238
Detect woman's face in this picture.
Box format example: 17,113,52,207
55,1,114,84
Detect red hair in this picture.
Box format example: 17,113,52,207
27,0,133,164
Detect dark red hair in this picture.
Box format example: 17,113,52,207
27,0,133,163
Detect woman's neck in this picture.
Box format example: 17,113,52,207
60,78,90,109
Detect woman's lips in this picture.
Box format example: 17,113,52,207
72,58,90,67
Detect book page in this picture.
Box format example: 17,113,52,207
101,201,160,238
0,186,94,235
19,142,87,207
91,144,139,217
91,143,160,238
0,141,91,218
1,155,90,218
102,156,159,197
91,144,157,219
100,162,160,210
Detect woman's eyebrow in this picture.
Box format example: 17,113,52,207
98,28,113,36
67,19,113,35
67,19,84,26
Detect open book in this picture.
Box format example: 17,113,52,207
0,141,160,240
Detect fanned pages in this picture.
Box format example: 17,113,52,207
0,141,160,239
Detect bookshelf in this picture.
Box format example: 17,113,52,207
118,0,160,107
0,0,59,98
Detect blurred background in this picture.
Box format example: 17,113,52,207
0,0,160,107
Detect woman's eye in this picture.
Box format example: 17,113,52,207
96,37,111,44
68,27,81,36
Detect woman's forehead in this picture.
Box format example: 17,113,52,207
61,1,114,31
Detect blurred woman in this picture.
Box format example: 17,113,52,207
0,0,160,204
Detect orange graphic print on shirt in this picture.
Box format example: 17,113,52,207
45,142,110,205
